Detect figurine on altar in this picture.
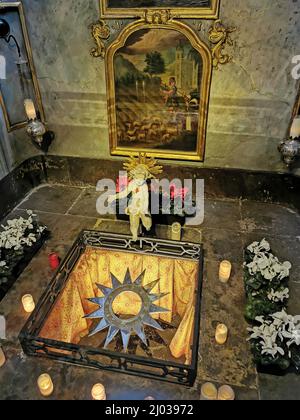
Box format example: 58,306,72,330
108,154,163,241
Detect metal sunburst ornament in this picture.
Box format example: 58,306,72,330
84,269,169,352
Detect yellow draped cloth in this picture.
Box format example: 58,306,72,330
40,248,199,361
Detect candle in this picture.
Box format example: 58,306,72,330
218,385,235,401
49,253,60,270
22,294,35,313
290,117,300,139
0,346,6,367
171,222,182,241
219,260,232,283
200,382,218,401
215,324,228,345
37,374,54,397
24,99,37,120
91,383,106,400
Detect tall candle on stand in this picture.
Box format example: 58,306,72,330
215,324,228,345
136,80,139,101
219,260,232,283
0,346,6,367
37,374,54,397
22,294,35,313
24,99,37,120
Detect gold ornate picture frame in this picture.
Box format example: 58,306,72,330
100,0,220,19
106,17,212,162
0,2,45,132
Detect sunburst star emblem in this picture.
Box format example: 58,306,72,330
84,269,169,352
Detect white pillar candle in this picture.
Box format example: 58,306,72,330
37,374,54,397
219,260,232,283
290,117,300,139
218,385,235,401
22,294,35,313
92,383,106,400
24,99,37,120
0,346,6,367
215,324,228,345
200,382,218,400
171,222,182,241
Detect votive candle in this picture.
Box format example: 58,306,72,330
215,324,228,345
218,385,235,401
219,260,232,283
200,382,218,401
171,222,182,241
37,374,54,397
0,346,6,367
92,383,106,400
22,294,35,313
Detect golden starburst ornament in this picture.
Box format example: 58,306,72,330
84,269,169,352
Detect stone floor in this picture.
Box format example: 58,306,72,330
0,184,300,400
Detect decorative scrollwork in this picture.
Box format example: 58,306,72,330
208,19,237,69
144,9,172,24
90,20,110,59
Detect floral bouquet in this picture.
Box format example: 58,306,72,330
248,310,300,371
0,210,47,287
243,239,291,321
115,175,195,220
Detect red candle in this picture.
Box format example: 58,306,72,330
49,253,60,270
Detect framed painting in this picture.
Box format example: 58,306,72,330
106,19,212,161
100,0,220,19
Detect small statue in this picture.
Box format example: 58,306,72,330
109,154,163,241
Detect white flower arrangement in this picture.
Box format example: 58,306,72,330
0,210,46,252
248,310,300,359
245,239,291,281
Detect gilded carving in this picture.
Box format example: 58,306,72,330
208,19,237,69
144,9,172,24
90,20,110,59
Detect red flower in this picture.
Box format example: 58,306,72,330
116,176,129,193
170,184,189,200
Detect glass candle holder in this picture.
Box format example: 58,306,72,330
200,382,218,400
22,294,35,313
215,324,228,345
0,346,6,367
92,383,106,400
218,385,235,401
171,222,182,241
37,374,54,397
219,261,232,283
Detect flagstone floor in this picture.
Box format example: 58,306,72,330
0,184,300,400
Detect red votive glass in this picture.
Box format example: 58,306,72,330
49,253,60,270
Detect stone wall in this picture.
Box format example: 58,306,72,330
1,0,300,179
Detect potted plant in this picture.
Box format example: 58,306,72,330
0,210,48,301
248,310,300,375
244,239,291,322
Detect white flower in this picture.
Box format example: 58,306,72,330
267,288,290,303
247,238,271,255
0,260,7,268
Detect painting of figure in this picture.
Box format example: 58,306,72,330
114,28,203,153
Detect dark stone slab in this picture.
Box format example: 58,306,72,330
202,228,244,264
241,201,300,237
0,157,45,219
197,260,257,390
259,373,300,401
18,185,83,214
201,199,242,231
